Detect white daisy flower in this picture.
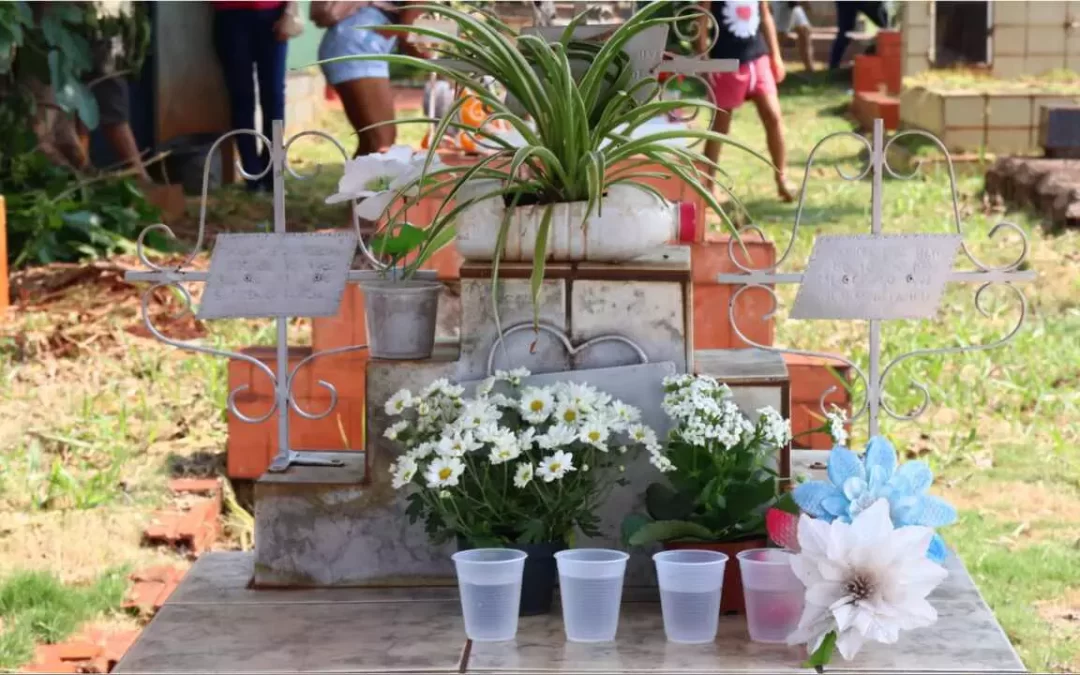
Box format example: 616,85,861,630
539,424,578,450
406,442,436,461
384,389,414,416
517,427,537,450
519,387,555,424
390,457,418,489
477,377,497,397
383,420,409,441
489,442,521,464
555,402,583,427
513,462,534,488
537,450,575,482
579,422,610,449
629,424,658,446
612,401,640,424
457,401,498,430
424,456,466,488
436,431,481,457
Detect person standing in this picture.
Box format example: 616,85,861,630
699,1,794,202
312,1,427,157
211,1,301,191
772,1,814,73
829,1,887,70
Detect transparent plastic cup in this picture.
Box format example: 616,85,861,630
737,548,805,644
452,548,528,642
555,549,629,642
653,549,729,644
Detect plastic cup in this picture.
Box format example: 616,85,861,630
555,549,629,642
653,549,729,644
452,548,528,641
737,548,805,644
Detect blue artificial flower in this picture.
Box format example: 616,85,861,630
793,436,957,563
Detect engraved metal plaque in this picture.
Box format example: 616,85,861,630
198,232,357,319
791,234,961,321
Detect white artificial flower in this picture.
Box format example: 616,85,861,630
513,462,534,488
390,457,418,489
326,146,443,220
519,387,555,424
539,424,578,450
424,456,466,488
384,389,414,416
437,431,481,457
787,498,949,661
537,450,575,482
383,420,409,441
579,422,610,449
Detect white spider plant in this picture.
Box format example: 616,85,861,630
317,2,769,316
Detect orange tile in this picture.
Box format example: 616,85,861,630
785,354,852,406
313,284,364,352
692,284,732,349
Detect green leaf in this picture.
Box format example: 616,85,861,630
627,520,715,547
529,204,554,328
802,631,837,672
774,491,801,515
620,513,651,546
645,482,695,521
370,223,426,257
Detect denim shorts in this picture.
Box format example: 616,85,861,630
318,6,398,84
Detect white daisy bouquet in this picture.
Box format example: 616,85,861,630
623,374,791,546
384,369,664,547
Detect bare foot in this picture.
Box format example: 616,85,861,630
776,176,796,203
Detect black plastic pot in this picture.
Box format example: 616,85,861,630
456,538,566,616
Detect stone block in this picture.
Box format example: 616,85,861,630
570,280,688,372
1026,55,1066,74
1025,24,1067,54
457,278,569,380
992,55,1026,79
943,95,985,128
905,25,931,56
987,95,1033,128
254,451,457,587
987,128,1038,155
1028,0,1068,24
992,25,1026,55
903,0,930,26
994,0,1027,24
942,127,986,152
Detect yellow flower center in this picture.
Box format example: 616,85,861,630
438,467,453,481
548,462,562,473
588,431,601,442
563,410,577,423
530,400,544,412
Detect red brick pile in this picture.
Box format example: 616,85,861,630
21,629,140,674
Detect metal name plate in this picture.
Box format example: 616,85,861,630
197,232,357,319
791,234,962,321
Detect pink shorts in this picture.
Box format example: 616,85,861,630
707,55,777,111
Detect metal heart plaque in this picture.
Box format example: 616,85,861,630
791,234,961,321
198,232,357,319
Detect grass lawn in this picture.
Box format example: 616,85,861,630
0,72,1078,670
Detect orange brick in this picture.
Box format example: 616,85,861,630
168,477,220,496
693,284,732,349
58,641,102,662
124,580,166,609
785,353,851,405
853,55,883,92
423,245,463,280
103,630,140,666
313,284,364,352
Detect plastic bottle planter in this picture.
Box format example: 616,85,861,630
359,279,442,360
454,180,678,262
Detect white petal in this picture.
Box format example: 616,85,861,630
834,628,867,661
831,600,857,631
797,513,830,558
383,145,415,162
354,190,397,220
789,554,822,586
806,581,845,608
850,498,894,543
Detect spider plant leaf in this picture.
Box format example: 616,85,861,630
529,204,555,329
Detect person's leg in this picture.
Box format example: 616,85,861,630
796,24,814,72
702,68,751,190
829,1,858,69
253,5,288,188
213,9,260,187
746,56,793,202
334,77,397,156
703,106,733,188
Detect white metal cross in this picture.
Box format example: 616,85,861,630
716,119,1035,437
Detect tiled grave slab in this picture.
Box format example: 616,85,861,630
129,552,1023,673
115,601,467,673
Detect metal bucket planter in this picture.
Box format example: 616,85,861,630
454,180,678,262
359,280,442,360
